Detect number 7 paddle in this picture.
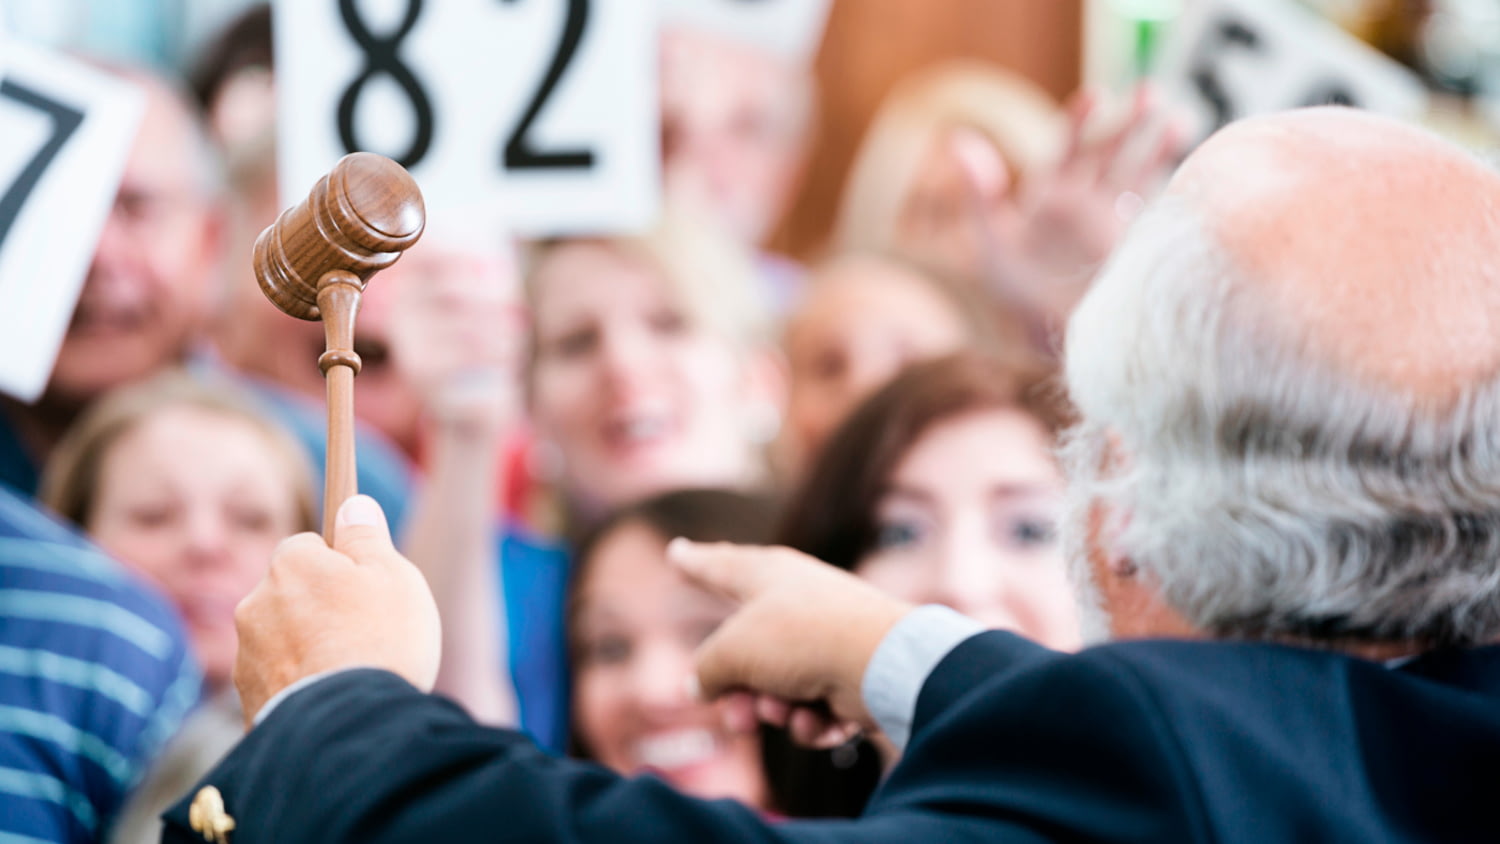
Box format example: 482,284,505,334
0,81,84,249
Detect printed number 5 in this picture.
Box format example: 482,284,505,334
499,0,595,171
0,81,85,249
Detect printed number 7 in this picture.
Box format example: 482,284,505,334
0,81,85,249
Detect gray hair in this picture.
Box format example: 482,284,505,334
1061,196,1500,647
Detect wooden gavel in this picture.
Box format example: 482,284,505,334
254,153,425,539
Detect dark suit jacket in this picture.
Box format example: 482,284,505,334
162,632,1500,843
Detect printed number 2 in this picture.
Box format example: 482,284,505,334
499,0,595,171
0,81,85,250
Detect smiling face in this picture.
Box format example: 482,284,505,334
86,406,303,689
857,408,1080,649
48,80,221,405
571,520,769,807
528,241,759,512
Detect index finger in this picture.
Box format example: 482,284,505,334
667,539,786,603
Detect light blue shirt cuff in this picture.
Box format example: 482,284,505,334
252,667,366,726
861,605,983,752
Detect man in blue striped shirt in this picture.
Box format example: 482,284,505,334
0,481,199,843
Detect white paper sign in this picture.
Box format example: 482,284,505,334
274,0,658,237
659,0,831,62
1154,0,1428,140
0,40,143,402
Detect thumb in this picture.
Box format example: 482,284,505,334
667,539,779,604
333,495,395,562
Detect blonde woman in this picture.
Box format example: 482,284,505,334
394,211,785,754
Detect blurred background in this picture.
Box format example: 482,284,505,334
4,5,1500,836
4,0,1496,261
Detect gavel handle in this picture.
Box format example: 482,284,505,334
317,272,365,541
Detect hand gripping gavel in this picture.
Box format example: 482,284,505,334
254,152,425,539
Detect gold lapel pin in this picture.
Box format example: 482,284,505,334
189,785,236,844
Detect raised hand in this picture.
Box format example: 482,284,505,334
388,243,527,438
967,84,1187,327
388,238,528,727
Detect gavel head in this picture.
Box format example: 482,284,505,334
254,152,425,320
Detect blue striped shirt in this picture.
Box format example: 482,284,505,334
0,483,200,843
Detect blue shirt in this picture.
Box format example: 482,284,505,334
0,482,200,843
497,528,570,754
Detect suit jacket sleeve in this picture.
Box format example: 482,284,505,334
161,670,1011,844
163,640,1211,844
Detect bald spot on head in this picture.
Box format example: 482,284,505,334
1168,108,1500,405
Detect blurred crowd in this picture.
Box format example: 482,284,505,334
4,1,1466,842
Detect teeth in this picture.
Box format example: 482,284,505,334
607,403,675,446
635,729,717,770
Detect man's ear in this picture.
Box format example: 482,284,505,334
1085,432,1198,640
1085,500,1192,640
1100,520,1139,579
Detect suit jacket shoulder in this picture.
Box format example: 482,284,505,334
895,631,1500,844
162,670,1023,844
874,631,1213,841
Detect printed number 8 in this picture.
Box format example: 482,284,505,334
336,0,434,169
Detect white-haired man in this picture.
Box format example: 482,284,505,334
162,107,1500,843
